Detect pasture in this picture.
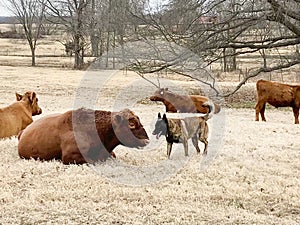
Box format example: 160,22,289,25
0,65,299,224
0,32,299,224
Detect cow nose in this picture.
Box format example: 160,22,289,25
143,139,150,146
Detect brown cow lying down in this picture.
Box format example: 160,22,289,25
255,79,300,124
0,91,42,138
150,88,221,114
18,108,149,164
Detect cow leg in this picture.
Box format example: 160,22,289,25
256,101,266,121
110,151,116,158
167,142,173,159
62,150,87,164
260,103,266,121
293,107,299,124
255,101,266,121
192,136,201,154
255,102,260,121
60,141,87,164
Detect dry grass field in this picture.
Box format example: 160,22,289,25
0,33,299,224
0,65,299,225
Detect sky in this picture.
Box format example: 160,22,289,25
0,0,13,17
0,0,169,17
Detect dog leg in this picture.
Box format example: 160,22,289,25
201,138,208,155
199,124,209,155
167,142,173,159
183,139,189,156
192,136,201,154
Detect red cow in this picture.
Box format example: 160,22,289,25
0,91,42,138
150,88,221,114
18,108,149,164
255,79,300,124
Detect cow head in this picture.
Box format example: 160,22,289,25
16,91,42,116
152,113,168,139
112,109,149,148
150,88,169,101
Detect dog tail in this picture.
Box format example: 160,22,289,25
203,100,214,120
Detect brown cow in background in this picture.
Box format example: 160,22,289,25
150,88,221,114
18,108,149,164
255,79,300,124
0,91,42,138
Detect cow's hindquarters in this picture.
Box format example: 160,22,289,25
18,114,63,161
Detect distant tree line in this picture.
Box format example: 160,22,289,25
4,0,300,95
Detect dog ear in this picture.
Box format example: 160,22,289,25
16,93,23,101
163,114,167,120
158,112,161,119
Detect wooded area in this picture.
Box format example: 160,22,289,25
4,0,300,96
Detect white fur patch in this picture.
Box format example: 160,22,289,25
165,113,207,119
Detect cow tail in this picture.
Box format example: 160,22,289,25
203,100,214,120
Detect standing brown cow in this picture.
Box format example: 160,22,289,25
150,88,221,114
0,91,42,138
255,79,300,124
18,108,149,164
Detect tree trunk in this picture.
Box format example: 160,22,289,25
90,0,99,57
106,31,110,68
232,48,237,71
223,48,227,72
74,35,84,69
262,50,267,69
30,44,36,66
113,30,116,69
100,30,104,56
91,34,99,57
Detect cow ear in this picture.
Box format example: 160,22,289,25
165,88,168,91
158,112,161,119
16,93,23,101
114,114,123,124
28,92,36,103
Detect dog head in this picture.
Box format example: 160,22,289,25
152,113,168,139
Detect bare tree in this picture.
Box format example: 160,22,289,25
129,0,300,97
45,0,90,69
85,0,145,65
6,0,47,66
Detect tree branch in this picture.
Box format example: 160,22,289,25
221,57,300,97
